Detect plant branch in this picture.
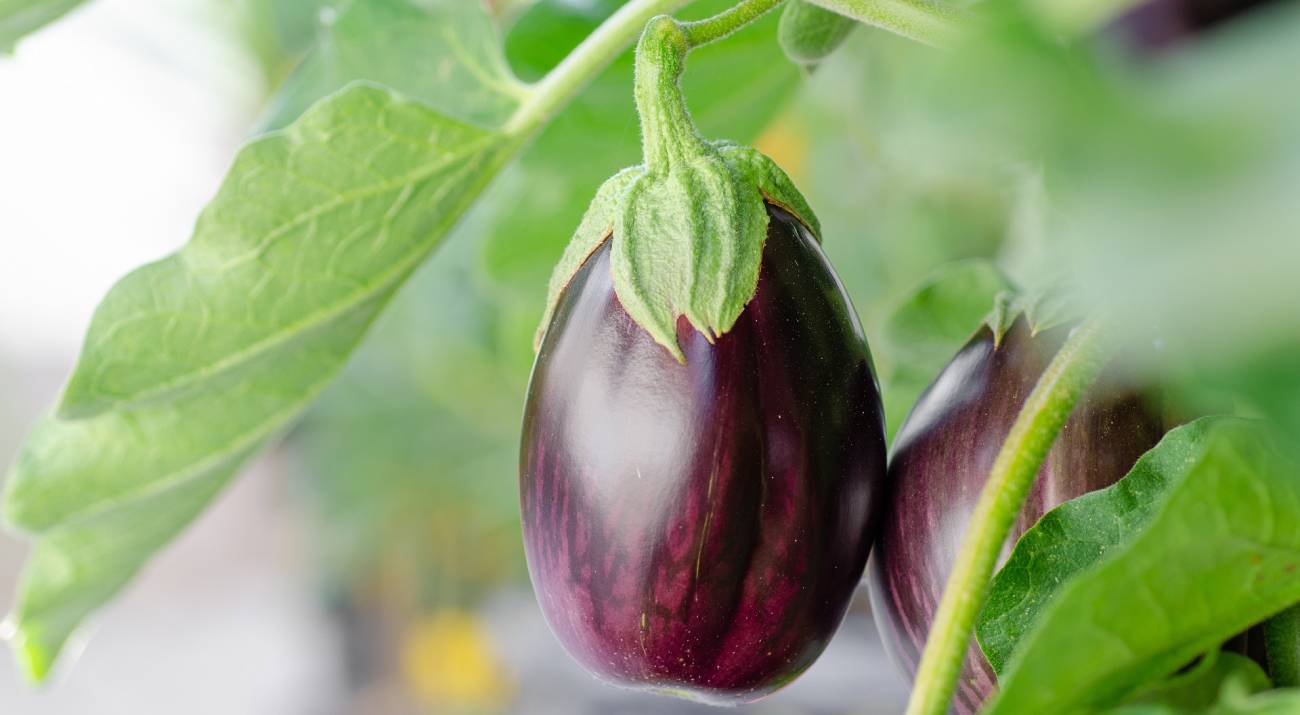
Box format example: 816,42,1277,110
680,0,786,47
904,320,1112,715
502,0,697,139
803,0,961,46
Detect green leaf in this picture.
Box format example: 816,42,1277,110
3,82,513,681
57,84,509,419
1124,652,1271,711
0,0,84,52
977,418,1223,674
1106,682,1300,715
878,258,1013,441
258,0,523,131
983,419,1300,714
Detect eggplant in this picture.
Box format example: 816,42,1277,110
520,203,887,704
1110,0,1283,50
867,319,1165,714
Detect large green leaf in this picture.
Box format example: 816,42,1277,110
977,418,1222,673
2,82,514,682
0,0,84,52
258,0,524,131
983,419,1300,714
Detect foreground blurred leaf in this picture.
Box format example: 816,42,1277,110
0,0,84,52
983,419,1300,714
2,82,514,681
874,0,1300,444
258,0,522,131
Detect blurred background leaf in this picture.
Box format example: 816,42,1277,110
0,0,87,51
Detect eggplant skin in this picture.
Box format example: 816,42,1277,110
867,319,1165,715
520,204,887,705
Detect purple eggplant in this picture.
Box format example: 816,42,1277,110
519,203,887,704
1110,0,1282,50
867,319,1165,714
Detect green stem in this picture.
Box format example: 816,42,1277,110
681,0,787,47
502,0,697,139
904,320,1112,715
803,0,961,46
1266,604,1300,687
632,0,786,171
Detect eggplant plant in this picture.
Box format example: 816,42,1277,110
3,0,1300,713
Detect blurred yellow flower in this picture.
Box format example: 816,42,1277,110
400,609,514,713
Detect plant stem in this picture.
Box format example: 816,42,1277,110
502,0,697,139
904,320,1112,715
680,0,786,47
804,0,961,46
1266,604,1300,687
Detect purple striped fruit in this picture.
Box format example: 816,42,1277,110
520,204,887,704
867,319,1165,714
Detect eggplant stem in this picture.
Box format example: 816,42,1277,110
503,0,697,138
680,0,787,48
904,320,1112,715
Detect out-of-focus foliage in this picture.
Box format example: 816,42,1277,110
877,259,1012,441
1,0,521,684
257,0,524,130
849,0,1300,441
0,0,85,51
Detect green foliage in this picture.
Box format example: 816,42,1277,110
1106,682,1300,715
778,0,857,68
977,418,1223,674
0,0,84,52
871,0,1300,444
257,0,523,131
1123,653,1272,711
2,82,512,682
982,419,1300,714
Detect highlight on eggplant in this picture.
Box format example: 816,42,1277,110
519,203,887,705
867,318,1165,714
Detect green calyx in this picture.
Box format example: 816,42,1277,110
534,13,819,361
984,286,1082,347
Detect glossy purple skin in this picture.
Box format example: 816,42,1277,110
867,320,1164,715
520,205,887,704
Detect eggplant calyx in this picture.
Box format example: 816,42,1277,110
534,15,819,361
983,286,1081,348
